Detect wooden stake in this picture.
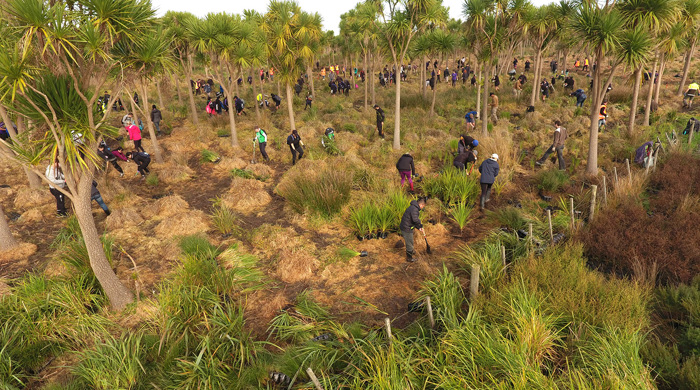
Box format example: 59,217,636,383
306,368,324,390
384,317,392,342
625,158,631,182
602,176,607,205
614,166,618,187
589,185,598,220
425,296,435,329
547,209,554,243
470,264,480,299
569,196,575,230
500,244,506,266
689,125,695,149
528,222,533,254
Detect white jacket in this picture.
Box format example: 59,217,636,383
45,165,65,189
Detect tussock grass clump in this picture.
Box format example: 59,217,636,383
421,167,480,205
277,163,352,218
199,148,221,163
348,191,411,236
210,198,241,236
536,169,569,192
447,202,474,230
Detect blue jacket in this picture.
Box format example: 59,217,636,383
464,111,477,123
478,158,500,184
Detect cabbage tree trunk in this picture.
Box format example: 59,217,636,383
0,202,17,251
677,39,696,95
137,83,163,163
628,66,643,136
286,83,296,130
643,54,659,126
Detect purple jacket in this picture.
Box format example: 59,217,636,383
634,142,653,165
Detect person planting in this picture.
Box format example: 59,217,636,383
479,154,500,210
535,120,567,170
395,153,416,192
374,104,385,139
286,129,304,165
254,127,270,162
399,198,426,263
126,151,151,179
458,135,478,154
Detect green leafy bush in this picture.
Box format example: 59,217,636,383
348,191,411,236
421,167,480,205
200,149,221,163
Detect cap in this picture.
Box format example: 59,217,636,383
491,153,499,160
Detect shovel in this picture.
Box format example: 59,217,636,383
251,139,257,164
423,231,432,254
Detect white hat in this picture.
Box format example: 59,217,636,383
491,153,499,160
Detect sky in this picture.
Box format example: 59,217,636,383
152,0,557,34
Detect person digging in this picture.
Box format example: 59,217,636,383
400,198,426,263
479,154,500,210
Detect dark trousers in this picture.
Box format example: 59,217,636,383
377,122,384,138
480,182,493,209
401,230,414,257
259,142,269,161
291,146,303,165
50,188,67,215
133,139,145,153
454,161,465,171
538,145,566,170
304,101,312,110
108,159,123,174
137,159,150,176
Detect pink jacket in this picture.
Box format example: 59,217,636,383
127,125,141,141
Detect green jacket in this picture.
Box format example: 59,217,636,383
255,129,268,143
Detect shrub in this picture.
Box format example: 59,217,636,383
73,333,150,389
348,191,411,236
488,206,528,230
277,166,352,218
536,169,569,192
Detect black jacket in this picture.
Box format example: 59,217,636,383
399,200,423,232
396,154,415,175
132,152,150,166
455,150,476,165
150,108,162,123
91,181,101,198
286,134,302,150
375,107,385,123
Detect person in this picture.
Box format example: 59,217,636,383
540,79,550,101
0,121,15,141
286,129,304,165
91,181,111,216
518,73,527,85
524,60,531,72
45,159,67,217
574,59,580,70
234,96,246,116
598,101,608,131
305,94,313,110
374,104,385,139
126,118,145,153
683,81,699,108
126,151,150,179
321,67,326,80
451,70,458,87
458,135,478,154
563,76,575,91
133,92,139,106
464,110,477,130
399,198,426,263
254,126,270,162
550,60,558,74
493,75,500,91
571,89,587,107
478,154,499,210
453,149,476,172
535,120,567,170
150,105,162,135
508,67,517,81
271,93,282,110
470,74,477,87
121,112,133,127
583,58,589,72
329,81,338,94
513,77,523,98
97,142,124,177
214,96,223,115
634,141,655,167
395,153,416,192
489,92,499,123
682,117,700,135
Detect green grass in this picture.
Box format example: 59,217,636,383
536,168,569,192
145,173,159,186
421,166,480,206
200,148,220,163
448,202,474,231
348,191,412,236
277,167,352,218
230,168,268,181
209,200,240,236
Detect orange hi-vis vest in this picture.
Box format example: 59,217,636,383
599,104,607,120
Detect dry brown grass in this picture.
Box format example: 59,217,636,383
251,224,319,283
13,188,52,210
105,207,144,230
0,280,11,297
221,176,271,213
153,161,195,184
0,242,37,264
154,210,209,239
140,195,189,220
